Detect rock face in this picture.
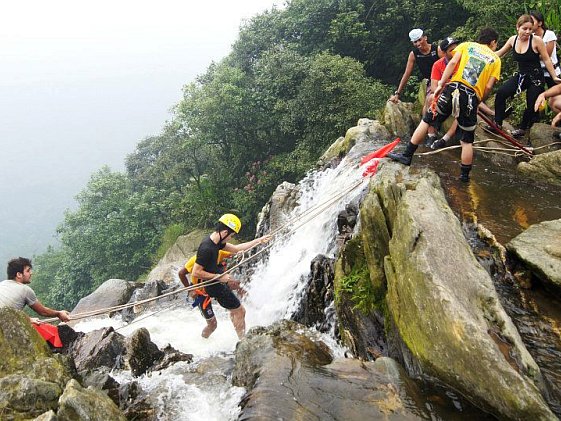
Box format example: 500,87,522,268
233,320,451,420
507,219,561,291
71,278,140,318
518,150,561,186
529,123,561,154
362,161,555,419
69,327,126,373
256,181,301,235
318,118,390,166
0,308,73,419
56,379,126,421
0,308,126,420
145,229,207,284
125,328,164,376
292,254,336,332
383,101,419,138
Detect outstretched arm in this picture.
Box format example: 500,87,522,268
30,301,70,322
389,52,416,102
495,36,513,58
223,234,272,253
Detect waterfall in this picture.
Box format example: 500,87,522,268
74,143,374,420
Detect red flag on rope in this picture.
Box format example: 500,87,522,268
360,138,401,177
32,322,63,348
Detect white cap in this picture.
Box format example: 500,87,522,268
409,28,424,42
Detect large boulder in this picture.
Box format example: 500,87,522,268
256,181,301,235
0,308,73,419
528,123,561,154
232,320,465,419
507,219,561,292
318,118,390,166
71,279,140,317
125,328,164,377
145,229,207,284
69,327,126,373
368,162,555,419
383,101,419,138
56,379,126,421
518,150,561,187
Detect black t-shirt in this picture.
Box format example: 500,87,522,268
413,44,439,80
195,236,226,274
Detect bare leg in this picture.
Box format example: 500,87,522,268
445,119,458,139
461,141,473,165
411,120,431,145
229,305,246,339
202,317,217,338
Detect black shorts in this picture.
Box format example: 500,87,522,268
423,82,480,143
204,283,241,310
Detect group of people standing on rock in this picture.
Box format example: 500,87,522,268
388,12,561,182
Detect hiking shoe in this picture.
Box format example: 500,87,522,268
511,128,526,138
387,152,412,166
430,138,447,150
459,173,470,182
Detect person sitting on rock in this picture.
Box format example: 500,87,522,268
388,28,502,182
191,214,271,339
0,257,70,322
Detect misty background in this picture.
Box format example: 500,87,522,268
0,0,278,267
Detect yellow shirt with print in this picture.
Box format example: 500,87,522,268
450,42,501,100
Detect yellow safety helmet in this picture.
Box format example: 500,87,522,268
218,213,241,234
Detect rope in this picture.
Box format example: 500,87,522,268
42,173,369,324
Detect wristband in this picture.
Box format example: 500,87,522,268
394,90,400,96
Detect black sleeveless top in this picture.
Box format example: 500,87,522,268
512,35,541,74
413,44,439,79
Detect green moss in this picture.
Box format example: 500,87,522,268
335,236,388,315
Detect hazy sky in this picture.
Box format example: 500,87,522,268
0,0,279,263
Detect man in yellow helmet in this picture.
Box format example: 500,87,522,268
191,214,271,339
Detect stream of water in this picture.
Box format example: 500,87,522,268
74,140,561,420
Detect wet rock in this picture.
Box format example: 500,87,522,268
69,327,126,372
383,101,419,138
518,150,561,187
292,255,335,332
80,368,120,405
318,118,390,167
370,161,556,419
529,123,561,154
337,203,358,235
233,320,437,420
125,328,164,377
150,344,193,372
0,308,73,419
120,279,169,322
57,379,126,421
119,381,156,421
34,410,57,420
145,229,207,285
256,181,301,234
71,279,141,318
507,219,561,292
334,236,387,360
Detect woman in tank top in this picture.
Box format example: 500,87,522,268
492,14,560,138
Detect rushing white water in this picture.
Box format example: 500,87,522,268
74,148,371,420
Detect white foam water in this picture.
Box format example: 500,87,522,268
74,151,368,420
